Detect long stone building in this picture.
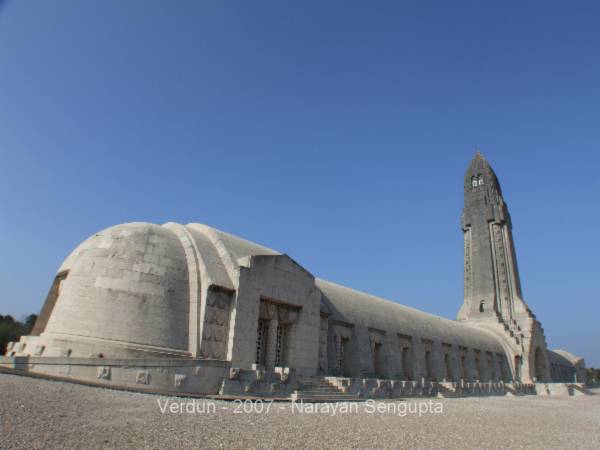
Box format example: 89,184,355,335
2,154,587,399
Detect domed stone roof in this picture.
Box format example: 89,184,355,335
43,222,191,356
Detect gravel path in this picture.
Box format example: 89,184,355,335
1,373,599,449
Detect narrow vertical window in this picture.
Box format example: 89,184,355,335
255,319,267,365
275,324,286,367
401,346,412,380
425,351,433,379
444,353,453,380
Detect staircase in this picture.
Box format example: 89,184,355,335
291,377,361,402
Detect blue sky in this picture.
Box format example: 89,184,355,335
1,1,599,366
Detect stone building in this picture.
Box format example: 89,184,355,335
2,154,586,398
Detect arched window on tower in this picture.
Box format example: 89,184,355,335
479,300,485,313
478,175,484,186
471,177,478,188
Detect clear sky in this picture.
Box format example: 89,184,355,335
1,1,599,366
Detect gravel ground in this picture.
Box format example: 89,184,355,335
1,373,599,449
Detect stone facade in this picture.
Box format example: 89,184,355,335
2,154,586,398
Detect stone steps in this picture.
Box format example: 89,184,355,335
292,377,361,402
291,392,361,402
298,385,340,392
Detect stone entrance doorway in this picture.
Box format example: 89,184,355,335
255,299,299,369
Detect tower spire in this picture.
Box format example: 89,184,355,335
459,153,517,321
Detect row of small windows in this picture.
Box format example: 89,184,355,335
361,337,510,382
471,175,484,187
393,345,509,382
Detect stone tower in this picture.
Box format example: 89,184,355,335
458,152,551,382
458,152,522,322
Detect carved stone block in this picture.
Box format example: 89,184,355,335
174,374,187,387
229,367,240,380
97,366,111,380
136,370,150,384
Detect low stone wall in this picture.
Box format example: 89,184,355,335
0,356,229,396
220,367,297,397
535,382,591,396
0,358,299,398
1,357,585,400
324,377,538,398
